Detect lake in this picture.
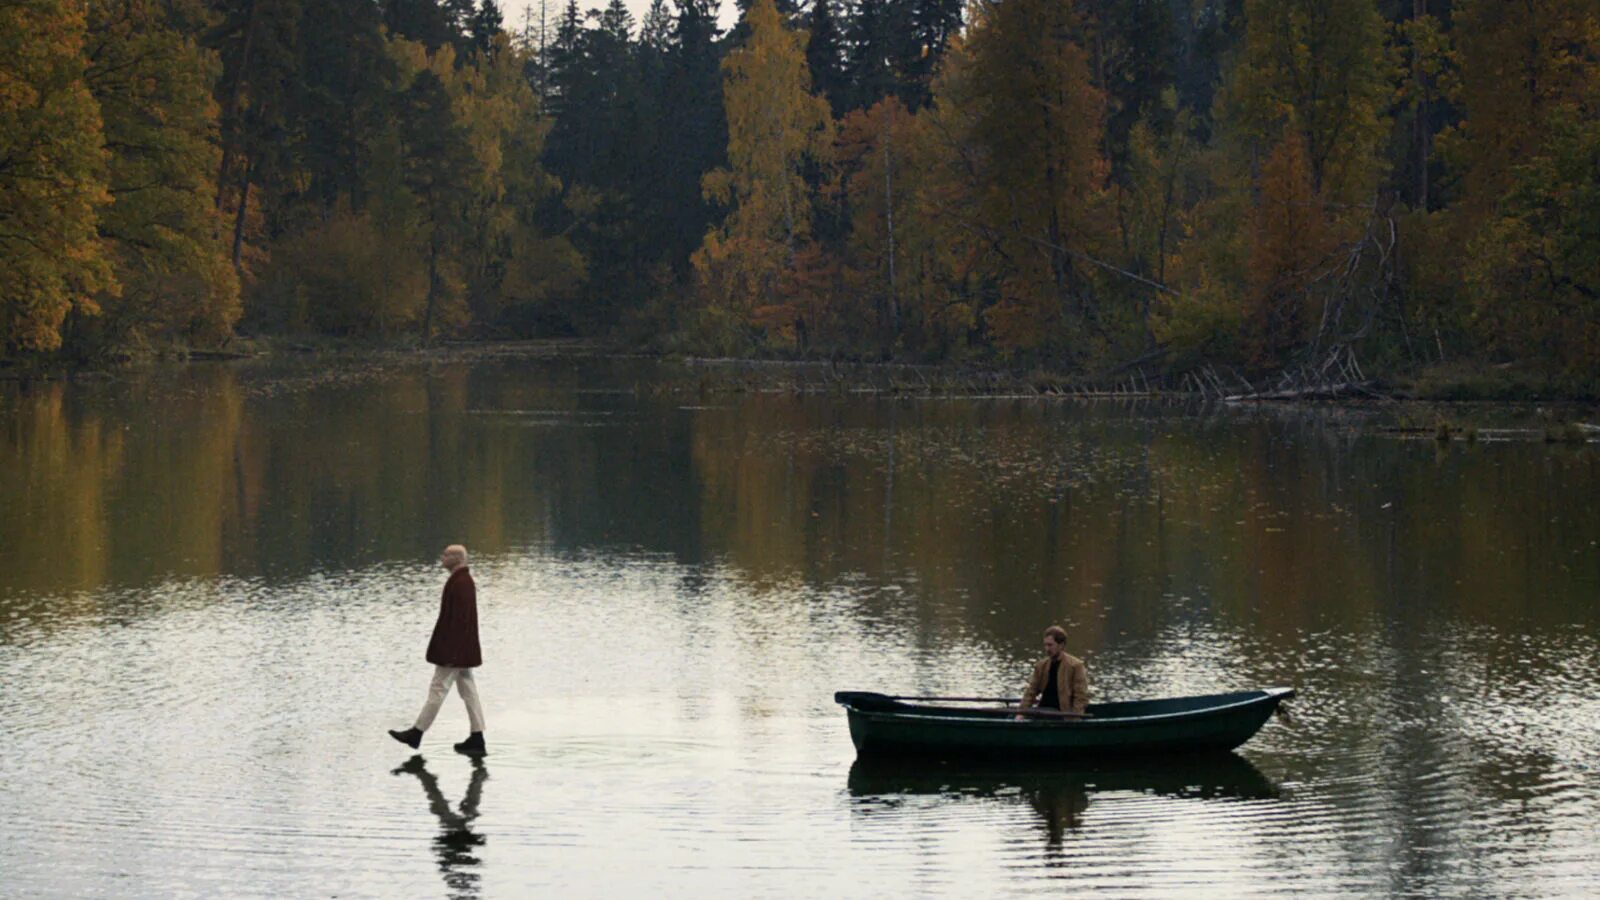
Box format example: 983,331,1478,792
1,353,1596,896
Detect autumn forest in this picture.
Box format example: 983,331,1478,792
3,0,1599,385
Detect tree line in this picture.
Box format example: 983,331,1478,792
3,0,1598,379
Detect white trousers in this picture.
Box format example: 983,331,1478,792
413,665,486,733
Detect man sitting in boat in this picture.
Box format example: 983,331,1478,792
1017,625,1089,719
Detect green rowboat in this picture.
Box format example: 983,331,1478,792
834,688,1295,758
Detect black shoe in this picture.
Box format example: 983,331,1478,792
388,727,423,749
453,732,487,757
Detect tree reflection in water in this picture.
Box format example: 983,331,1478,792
393,756,488,899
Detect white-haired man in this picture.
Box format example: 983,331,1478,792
389,545,487,756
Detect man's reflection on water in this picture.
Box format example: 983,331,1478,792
847,753,1278,848
393,755,488,899
1021,776,1091,845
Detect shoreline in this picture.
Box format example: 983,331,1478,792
4,336,1599,414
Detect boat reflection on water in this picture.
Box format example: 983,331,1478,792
847,752,1279,845
392,755,489,899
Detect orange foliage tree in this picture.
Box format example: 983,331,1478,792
1246,131,1336,366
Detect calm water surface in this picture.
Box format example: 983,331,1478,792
1,356,1597,896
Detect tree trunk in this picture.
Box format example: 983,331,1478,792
422,233,440,346
883,108,899,335
1043,124,1070,317
230,164,252,273
1413,0,1430,210
217,0,262,212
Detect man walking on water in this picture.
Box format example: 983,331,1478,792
389,545,487,756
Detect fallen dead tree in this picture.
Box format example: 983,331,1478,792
1222,345,1386,403
1224,381,1378,402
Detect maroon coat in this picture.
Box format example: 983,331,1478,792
425,567,482,668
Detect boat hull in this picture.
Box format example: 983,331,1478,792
841,689,1293,759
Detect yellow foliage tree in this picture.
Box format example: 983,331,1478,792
692,0,833,350
955,0,1109,358
1160,0,1391,370
252,208,430,336
835,98,913,349
1228,0,1392,205
904,36,1007,359
1441,0,1600,222
0,0,115,354
1425,0,1600,367
87,0,240,348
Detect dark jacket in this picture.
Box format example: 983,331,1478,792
1020,652,1089,715
426,567,482,668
